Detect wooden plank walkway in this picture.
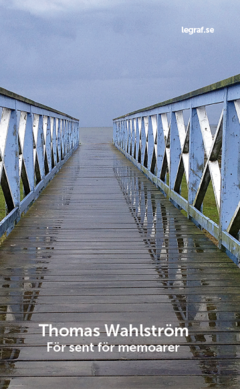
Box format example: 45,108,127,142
1,127,240,388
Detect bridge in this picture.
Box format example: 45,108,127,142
1,76,240,388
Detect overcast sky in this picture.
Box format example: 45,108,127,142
0,0,239,126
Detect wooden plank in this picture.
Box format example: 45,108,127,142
2,359,240,376
0,360,208,376
1,302,240,314
0,127,240,386
2,287,240,297
2,334,240,346
3,344,240,361
0,376,236,389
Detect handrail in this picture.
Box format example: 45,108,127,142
0,86,78,120
0,88,79,237
113,73,240,262
114,73,240,119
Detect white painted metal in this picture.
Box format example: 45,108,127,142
113,80,240,263
0,90,79,237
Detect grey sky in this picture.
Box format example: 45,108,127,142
0,0,239,126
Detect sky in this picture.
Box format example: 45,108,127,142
0,0,239,126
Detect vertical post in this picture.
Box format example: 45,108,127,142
218,88,228,248
157,114,166,179
51,117,57,168
135,118,140,163
123,120,127,152
23,112,35,192
169,111,181,192
147,115,154,170
220,91,240,235
61,120,65,158
3,109,20,212
141,117,148,167
140,117,145,166
45,116,52,174
35,115,45,180
188,106,204,223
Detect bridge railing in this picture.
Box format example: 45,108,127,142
113,74,240,262
0,87,79,237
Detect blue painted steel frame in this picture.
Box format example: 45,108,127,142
0,89,79,237
113,75,240,263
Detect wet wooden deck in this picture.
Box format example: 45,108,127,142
1,127,240,388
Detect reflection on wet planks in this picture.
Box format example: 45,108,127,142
113,161,240,385
0,158,80,388
1,128,240,388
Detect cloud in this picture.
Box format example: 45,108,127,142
0,0,239,125
0,0,129,16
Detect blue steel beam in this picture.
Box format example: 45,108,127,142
113,74,240,263
0,87,79,237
